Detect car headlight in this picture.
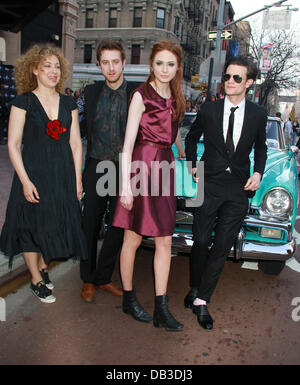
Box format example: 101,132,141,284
262,188,292,216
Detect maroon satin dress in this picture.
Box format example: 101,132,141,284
112,83,178,237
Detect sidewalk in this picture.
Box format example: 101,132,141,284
1,140,300,365
0,144,27,287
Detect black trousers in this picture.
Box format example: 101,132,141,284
80,158,124,285
189,171,249,302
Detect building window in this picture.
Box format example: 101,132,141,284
205,16,208,31
131,45,141,64
174,16,180,36
84,44,92,63
156,7,165,29
109,8,117,27
85,8,93,28
133,7,142,27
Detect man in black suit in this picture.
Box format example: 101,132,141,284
184,57,267,330
80,40,139,302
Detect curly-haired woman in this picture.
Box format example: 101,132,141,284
0,45,87,303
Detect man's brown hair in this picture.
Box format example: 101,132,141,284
96,40,126,63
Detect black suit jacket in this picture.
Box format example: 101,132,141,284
185,98,268,196
82,80,140,162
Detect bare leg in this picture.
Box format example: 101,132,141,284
38,254,48,271
152,236,183,331
120,230,152,323
120,229,142,291
23,252,43,285
153,236,172,295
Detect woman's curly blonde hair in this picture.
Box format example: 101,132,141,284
15,44,69,95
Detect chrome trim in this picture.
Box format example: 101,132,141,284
235,238,296,261
250,204,292,222
141,208,295,260
244,215,293,234
175,212,293,238
176,210,194,218
141,231,296,262
236,228,245,260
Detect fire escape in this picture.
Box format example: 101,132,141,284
181,0,203,81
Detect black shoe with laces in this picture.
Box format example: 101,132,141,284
192,304,213,330
40,268,54,290
30,280,56,303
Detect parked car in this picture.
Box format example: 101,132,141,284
142,112,299,275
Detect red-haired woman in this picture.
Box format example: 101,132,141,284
113,40,186,331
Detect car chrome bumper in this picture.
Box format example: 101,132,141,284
235,237,296,261
141,233,296,261
141,215,296,262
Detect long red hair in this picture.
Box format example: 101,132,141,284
146,40,185,122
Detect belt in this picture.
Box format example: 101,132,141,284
137,139,171,149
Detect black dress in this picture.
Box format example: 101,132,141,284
0,92,87,267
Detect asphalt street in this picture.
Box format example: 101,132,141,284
0,143,300,366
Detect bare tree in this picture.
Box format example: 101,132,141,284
248,29,300,108
234,24,300,109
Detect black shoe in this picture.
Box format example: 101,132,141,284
192,304,213,330
122,289,153,323
30,281,56,303
153,294,184,332
184,287,198,309
40,268,54,290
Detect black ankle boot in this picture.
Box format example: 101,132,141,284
153,294,184,332
184,287,198,309
122,289,153,323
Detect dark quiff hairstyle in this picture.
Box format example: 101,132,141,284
223,56,258,81
14,44,69,95
96,39,126,63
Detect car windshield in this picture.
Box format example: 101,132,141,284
179,114,197,140
180,114,282,150
265,120,280,149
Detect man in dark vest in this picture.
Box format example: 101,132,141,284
80,40,139,302
184,56,267,329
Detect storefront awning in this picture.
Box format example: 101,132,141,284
0,0,54,33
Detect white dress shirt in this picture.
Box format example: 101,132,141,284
223,97,246,150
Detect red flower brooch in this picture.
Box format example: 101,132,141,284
46,120,67,140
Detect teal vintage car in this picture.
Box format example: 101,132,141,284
142,113,298,275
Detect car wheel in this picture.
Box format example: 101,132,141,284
258,260,285,275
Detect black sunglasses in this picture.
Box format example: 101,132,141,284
223,74,243,83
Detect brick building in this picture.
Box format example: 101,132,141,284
74,0,221,96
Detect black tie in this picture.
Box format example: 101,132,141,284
226,106,239,157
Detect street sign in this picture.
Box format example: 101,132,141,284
262,10,292,30
207,30,233,41
191,75,207,90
